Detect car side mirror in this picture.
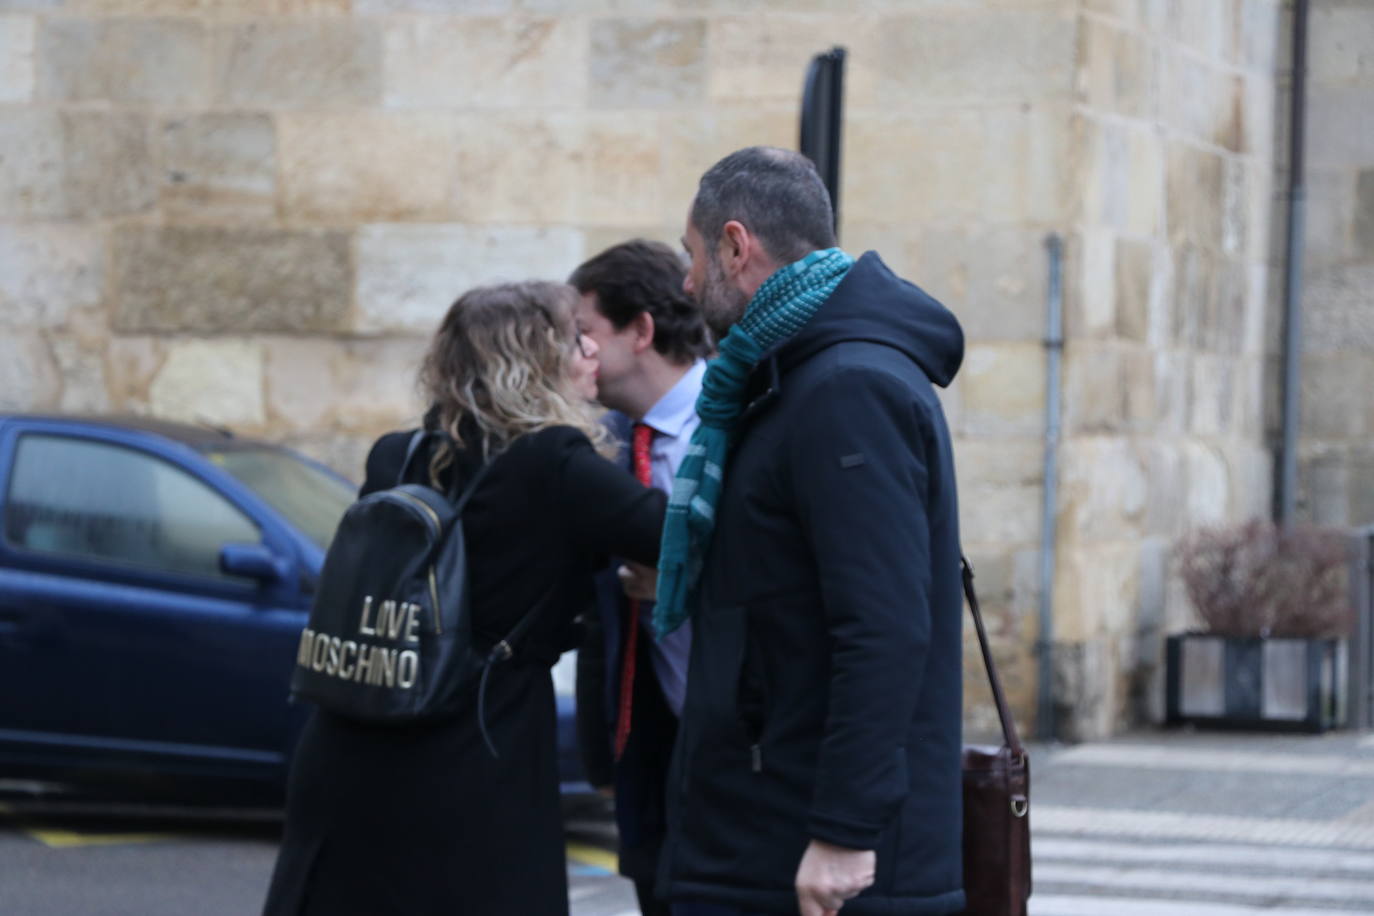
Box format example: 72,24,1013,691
220,542,291,584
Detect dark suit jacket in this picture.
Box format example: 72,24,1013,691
576,411,679,884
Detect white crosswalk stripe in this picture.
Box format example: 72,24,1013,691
1036,804,1374,849
1037,861,1374,905
1032,819,1374,913
1035,836,1374,876
1032,895,1357,916
1052,744,1374,778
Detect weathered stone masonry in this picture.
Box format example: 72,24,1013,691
0,0,1368,740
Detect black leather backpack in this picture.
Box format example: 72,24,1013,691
289,431,533,754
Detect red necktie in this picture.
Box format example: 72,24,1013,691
614,422,654,761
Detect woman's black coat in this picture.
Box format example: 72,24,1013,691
263,424,664,916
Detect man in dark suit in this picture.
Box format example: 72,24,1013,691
569,240,712,916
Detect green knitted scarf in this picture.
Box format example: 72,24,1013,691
653,247,854,638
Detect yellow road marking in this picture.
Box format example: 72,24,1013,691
26,828,176,849
566,841,618,873
0,802,174,848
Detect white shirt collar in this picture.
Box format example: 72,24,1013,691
641,359,706,439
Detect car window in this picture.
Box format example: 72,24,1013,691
205,447,354,551
3,434,261,581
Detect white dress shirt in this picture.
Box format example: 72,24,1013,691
636,358,705,718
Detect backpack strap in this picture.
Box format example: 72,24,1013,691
476,601,551,759
397,429,428,486
484,589,548,665
399,428,492,512
450,460,492,514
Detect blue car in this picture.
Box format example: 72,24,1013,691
0,414,588,803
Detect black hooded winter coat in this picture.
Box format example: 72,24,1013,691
657,252,967,915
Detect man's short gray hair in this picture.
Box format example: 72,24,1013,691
690,146,837,265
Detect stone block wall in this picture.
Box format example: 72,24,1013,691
1294,0,1374,527
0,0,822,473
1049,0,1281,740
842,3,1081,739
0,0,1082,736
0,0,1317,740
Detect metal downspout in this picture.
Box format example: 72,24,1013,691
1038,235,1065,740
1277,0,1310,526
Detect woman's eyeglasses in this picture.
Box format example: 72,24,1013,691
575,333,593,359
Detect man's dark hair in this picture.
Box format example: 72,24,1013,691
690,146,836,264
569,239,712,364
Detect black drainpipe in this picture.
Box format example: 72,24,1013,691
1276,0,1309,527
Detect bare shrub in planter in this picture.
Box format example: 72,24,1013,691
1177,520,1352,639
1170,520,1353,731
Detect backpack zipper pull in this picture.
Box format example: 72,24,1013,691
751,743,763,773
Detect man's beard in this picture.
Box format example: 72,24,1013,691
698,254,751,342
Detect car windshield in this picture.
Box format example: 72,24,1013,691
205,448,355,550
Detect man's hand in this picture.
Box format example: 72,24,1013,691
795,839,876,916
617,561,658,602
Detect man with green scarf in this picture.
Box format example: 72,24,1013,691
655,147,967,916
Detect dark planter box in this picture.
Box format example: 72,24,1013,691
1165,634,1347,733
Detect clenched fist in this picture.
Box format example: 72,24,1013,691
795,839,876,916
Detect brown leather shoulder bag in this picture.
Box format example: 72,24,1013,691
960,557,1032,915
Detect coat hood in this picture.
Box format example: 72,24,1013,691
776,251,964,387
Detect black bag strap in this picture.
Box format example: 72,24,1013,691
962,556,1026,759
476,595,554,760
398,429,427,486
398,429,492,514
450,461,491,515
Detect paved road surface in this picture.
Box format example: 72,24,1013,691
2,730,1372,915
0,792,637,916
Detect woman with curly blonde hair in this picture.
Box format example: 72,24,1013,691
264,281,665,916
